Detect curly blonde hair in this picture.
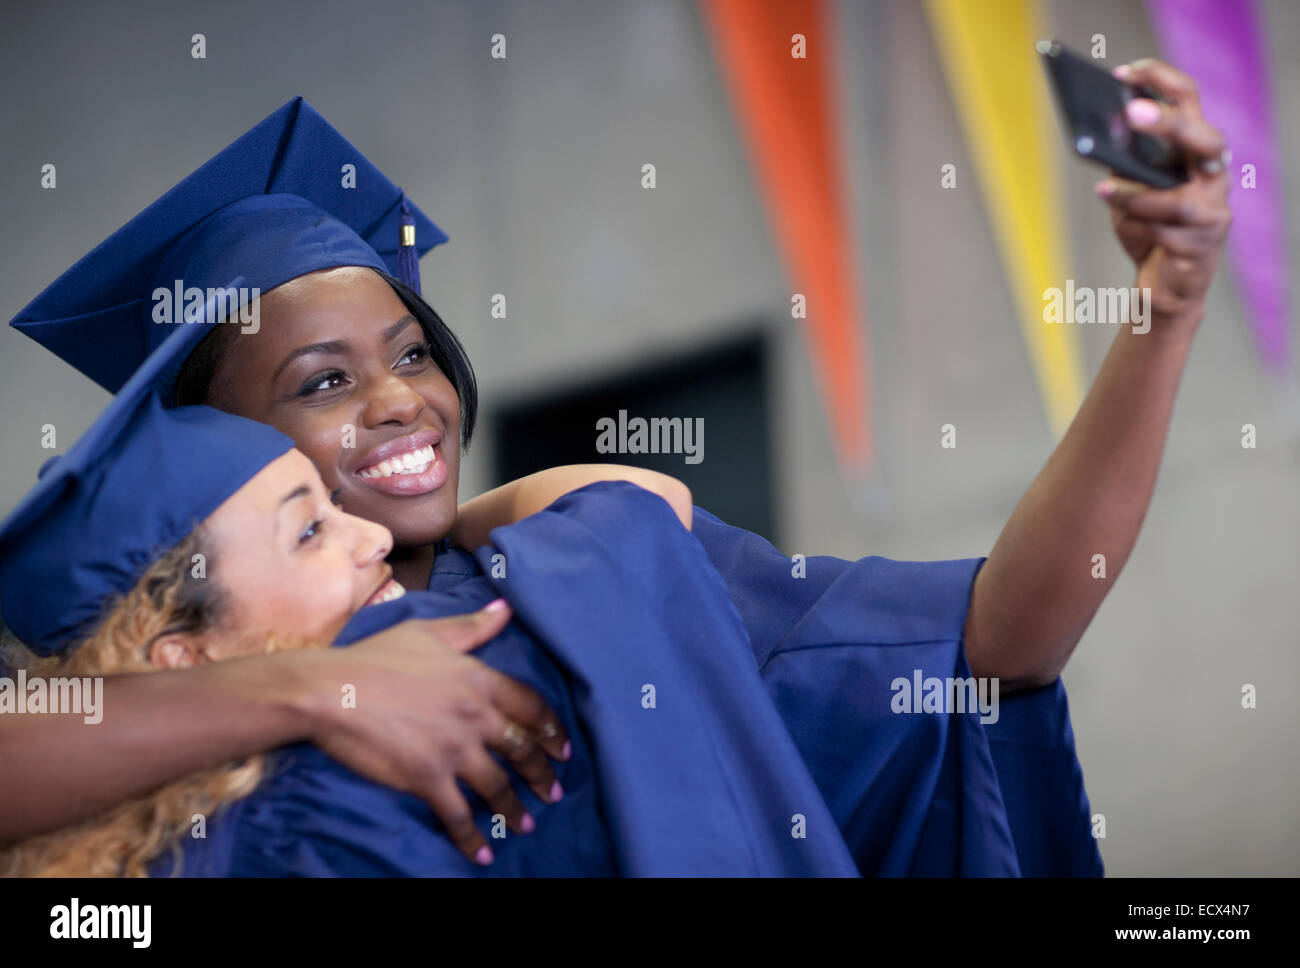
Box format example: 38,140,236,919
0,526,321,877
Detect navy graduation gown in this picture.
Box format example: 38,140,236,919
689,507,1104,877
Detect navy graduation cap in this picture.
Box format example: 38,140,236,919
10,96,447,395
0,361,293,655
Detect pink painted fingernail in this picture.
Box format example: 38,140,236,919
549,780,564,802
485,598,507,613
475,845,493,865
1095,179,1115,199
1112,64,1132,80
561,740,572,761
520,813,536,834
1126,99,1160,126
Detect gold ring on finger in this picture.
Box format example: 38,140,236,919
502,721,528,750
1198,146,1231,176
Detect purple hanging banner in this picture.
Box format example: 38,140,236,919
1146,0,1292,376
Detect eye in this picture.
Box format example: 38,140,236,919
296,370,349,397
298,519,324,546
395,343,431,368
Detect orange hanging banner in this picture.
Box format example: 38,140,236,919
702,0,873,474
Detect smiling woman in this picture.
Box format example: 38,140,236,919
178,448,398,654
177,266,472,590
1,100,715,867
1,99,579,864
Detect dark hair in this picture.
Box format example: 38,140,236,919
174,269,478,450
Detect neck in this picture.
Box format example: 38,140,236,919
389,543,438,592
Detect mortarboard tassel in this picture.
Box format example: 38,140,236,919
397,196,422,296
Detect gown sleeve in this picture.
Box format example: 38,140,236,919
689,506,1104,877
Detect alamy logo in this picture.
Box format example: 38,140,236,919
1042,281,1152,334
891,669,999,725
50,898,151,948
595,410,703,465
0,670,102,724
151,280,260,334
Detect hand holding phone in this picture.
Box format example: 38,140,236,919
1039,40,1189,189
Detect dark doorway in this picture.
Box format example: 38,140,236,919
493,331,777,542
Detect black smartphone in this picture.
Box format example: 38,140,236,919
1038,39,1188,189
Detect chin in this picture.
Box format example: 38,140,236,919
391,496,457,547
311,617,351,646
344,483,452,538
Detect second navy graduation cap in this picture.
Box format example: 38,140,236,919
10,96,448,395
0,376,294,656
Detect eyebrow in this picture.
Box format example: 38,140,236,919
269,315,418,384
274,484,313,541
382,314,418,342
278,484,312,508
271,340,348,383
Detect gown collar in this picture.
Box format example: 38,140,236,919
427,536,480,590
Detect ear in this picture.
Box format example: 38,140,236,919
148,633,203,669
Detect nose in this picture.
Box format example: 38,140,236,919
347,512,393,569
359,372,425,429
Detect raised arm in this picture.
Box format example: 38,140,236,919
0,603,570,864
963,59,1231,690
451,464,693,551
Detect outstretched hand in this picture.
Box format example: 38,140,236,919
1099,58,1232,328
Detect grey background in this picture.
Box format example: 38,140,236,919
1,0,1296,874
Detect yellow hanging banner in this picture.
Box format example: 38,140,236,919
924,0,1084,435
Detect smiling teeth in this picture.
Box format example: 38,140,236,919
359,445,437,479
374,581,406,604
